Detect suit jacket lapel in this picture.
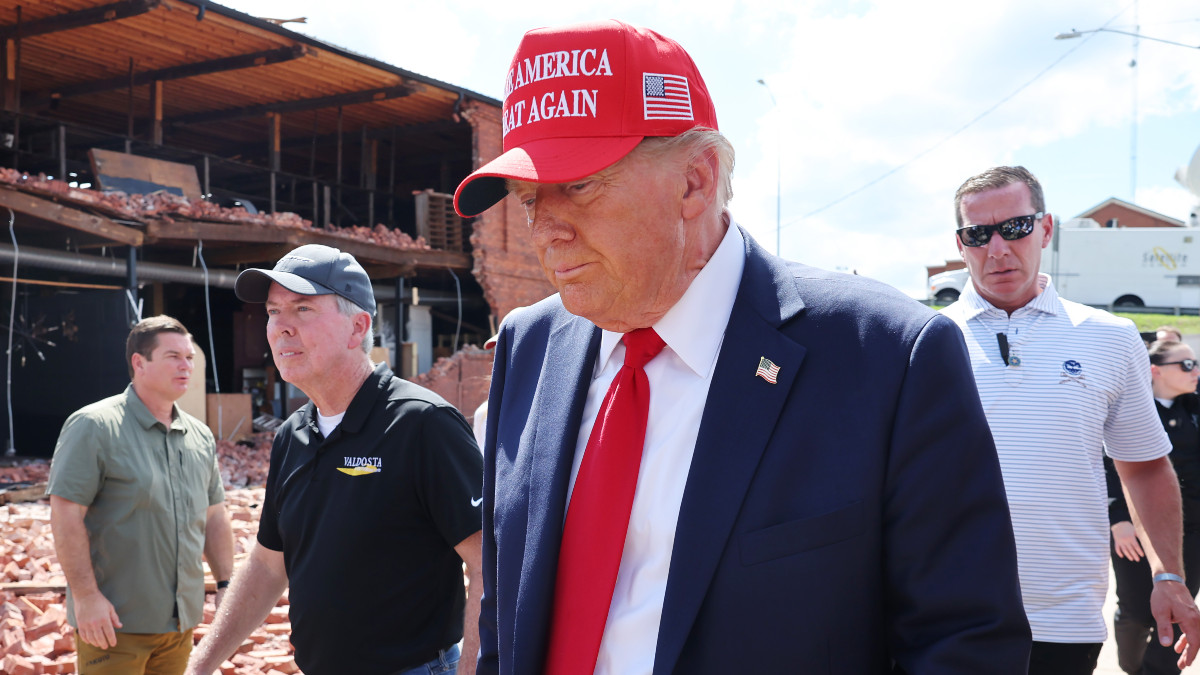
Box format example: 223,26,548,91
654,234,808,674
514,314,600,674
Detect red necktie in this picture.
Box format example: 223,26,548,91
544,327,666,675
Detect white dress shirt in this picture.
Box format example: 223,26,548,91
566,219,746,675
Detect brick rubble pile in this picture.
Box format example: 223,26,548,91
0,168,430,254
1,489,298,675
0,462,49,485
1,432,299,674
217,434,274,489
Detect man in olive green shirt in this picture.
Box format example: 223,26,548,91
48,315,234,675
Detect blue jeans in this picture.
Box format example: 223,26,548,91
393,644,461,675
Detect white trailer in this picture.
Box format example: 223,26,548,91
1044,219,1200,310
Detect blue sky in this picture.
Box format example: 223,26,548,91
222,0,1200,298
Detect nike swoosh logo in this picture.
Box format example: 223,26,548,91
471,497,483,507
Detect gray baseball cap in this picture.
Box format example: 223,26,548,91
234,244,376,315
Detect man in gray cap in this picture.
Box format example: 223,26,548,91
186,244,484,675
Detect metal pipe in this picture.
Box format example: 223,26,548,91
0,242,240,288
0,243,477,306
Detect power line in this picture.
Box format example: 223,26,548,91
788,4,1135,226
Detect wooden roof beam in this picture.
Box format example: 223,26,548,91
25,45,312,108
0,0,162,41
168,85,421,126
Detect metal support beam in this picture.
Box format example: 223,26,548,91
125,58,134,141
335,106,342,225
126,244,139,325
323,184,331,229
149,79,163,144
168,84,418,126
266,112,281,172
57,124,66,179
2,38,17,113
268,113,280,213
0,0,161,41
279,119,459,151
388,126,396,226
395,276,406,347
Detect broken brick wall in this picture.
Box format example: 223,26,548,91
410,347,495,430
464,99,555,323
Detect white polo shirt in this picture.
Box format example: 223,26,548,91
942,274,1170,643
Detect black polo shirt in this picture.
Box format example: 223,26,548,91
258,363,483,674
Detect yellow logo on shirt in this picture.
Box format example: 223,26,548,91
337,457,381,476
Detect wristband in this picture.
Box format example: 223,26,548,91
1153,573,1185,584
216,579,230,590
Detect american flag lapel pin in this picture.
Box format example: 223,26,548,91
755,356,780,384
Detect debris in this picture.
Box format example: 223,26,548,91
0,170,432,254
0,488,297,675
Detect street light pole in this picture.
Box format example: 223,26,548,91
1054,19,1200,203
1054,27,1199,50
756,78,781,257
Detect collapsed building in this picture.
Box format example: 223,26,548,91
0,0,552,456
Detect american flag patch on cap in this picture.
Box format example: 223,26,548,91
643,73,694,121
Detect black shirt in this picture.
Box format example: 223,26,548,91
258,363,483,674
1107,393,1200,532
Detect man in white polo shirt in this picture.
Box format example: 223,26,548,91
943,165,1200,675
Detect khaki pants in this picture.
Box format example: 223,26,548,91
75,629,192,675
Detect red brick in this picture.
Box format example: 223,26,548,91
51,632,72,655
3,626,25,654
262,654,298,674
264,606,289,624
25,614,59,642
28,654,54,673
234,638,257,654
230,653,264,669
2,653,36,675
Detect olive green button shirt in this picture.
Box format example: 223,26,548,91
47,385,224,634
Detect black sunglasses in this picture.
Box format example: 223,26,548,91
957,213,1044,247
1158,359,1198,372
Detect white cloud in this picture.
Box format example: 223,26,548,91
219,0,1200,297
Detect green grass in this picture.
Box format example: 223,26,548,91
1111,313,1200,335
929,306,1200,335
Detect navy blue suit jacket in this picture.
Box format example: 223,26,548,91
478,230,1030,674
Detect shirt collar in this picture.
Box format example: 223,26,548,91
306,361,390,437
959,273,1059,320
124,384,187,432
595,216,746,378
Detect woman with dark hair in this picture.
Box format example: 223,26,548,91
1108,339,1200,674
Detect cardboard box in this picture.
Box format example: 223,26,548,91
207,393,252,441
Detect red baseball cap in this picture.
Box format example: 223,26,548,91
453,20,718,217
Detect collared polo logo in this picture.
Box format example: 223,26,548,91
337,456,382,476
1059,359,1088,387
